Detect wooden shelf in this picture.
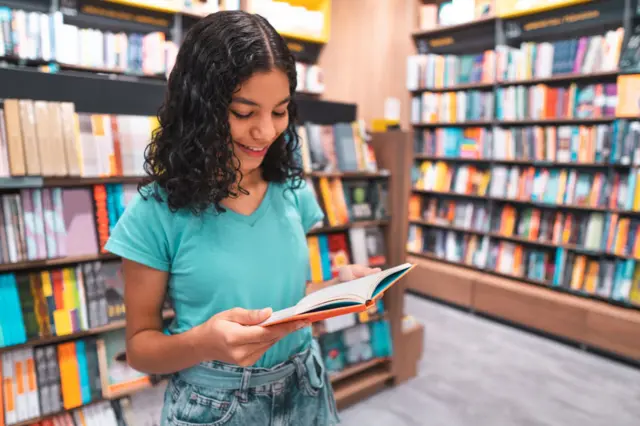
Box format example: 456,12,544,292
406,250,640,311
404,255,640,363
413,156,615,168
308,219,390,235
412,188,610,213
413,120,494,128
410,81,495,94
498,117,616,126
329,357,390,383
497,71,619,86
0,310,175,354
333,364,393,409
0,253,120,273
411,16,496,38
306,170,390,178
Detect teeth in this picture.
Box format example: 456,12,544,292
240,143,264,152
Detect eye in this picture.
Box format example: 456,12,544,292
273,110,287,117
231,110,252,119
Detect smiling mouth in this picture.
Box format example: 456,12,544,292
236,142,269,156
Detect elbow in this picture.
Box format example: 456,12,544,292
125,341,155,375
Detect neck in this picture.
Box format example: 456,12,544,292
237,168,264,192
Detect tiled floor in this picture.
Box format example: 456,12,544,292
339,295,640,426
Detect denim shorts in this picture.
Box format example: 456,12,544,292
161,339,340,425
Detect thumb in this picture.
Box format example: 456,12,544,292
218,307,272,325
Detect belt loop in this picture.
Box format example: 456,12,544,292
237,368,251,402
291,354,307,389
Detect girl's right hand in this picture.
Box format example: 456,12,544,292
192,307,308,367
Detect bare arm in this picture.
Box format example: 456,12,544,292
123,259,307,375
123,259,204,374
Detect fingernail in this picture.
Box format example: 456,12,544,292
261,308,272,316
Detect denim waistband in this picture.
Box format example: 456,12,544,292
176,339,324,392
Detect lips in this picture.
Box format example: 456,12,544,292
236,142,269,157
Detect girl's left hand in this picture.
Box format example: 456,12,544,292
337,264,382,283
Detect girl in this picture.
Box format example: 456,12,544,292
105,10,379,426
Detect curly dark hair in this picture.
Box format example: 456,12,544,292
140,10,303,214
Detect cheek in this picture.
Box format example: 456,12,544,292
228,116,248,141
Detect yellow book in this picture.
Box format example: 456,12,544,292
633,169,640,211
307,236,323,283
318,177,337,226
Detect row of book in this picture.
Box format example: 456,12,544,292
410,195,638,258
0,327,161,425
414,120,640,165
495,83,618,120
406,50,496,91
0,184,136,265
412,162,640,211
406,225,640,304
0,259,142,349
307,227,386,284
306,177,388,227
297,121,378,173
495,29,625,81
0,98,156,178
0,8,178,77
414,124,612,164
410,90,495,124
319,318,393,376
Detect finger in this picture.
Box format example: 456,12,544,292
218,307,272,325
232,320,307,345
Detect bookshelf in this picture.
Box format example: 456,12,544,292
405,0,640,365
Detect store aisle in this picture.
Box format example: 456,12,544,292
340,294,640,426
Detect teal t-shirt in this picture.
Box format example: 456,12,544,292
104,179,324,368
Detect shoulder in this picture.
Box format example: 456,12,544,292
272,178,323,232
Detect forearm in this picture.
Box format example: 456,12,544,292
126,325,205,375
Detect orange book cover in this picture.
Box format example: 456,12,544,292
261,263,415,327
0,358,5,426
317,178,337,226
58,342,82,410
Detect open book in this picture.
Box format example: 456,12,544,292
260,263,415,326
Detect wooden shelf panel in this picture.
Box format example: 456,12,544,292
413,120,494,128
497,71,619,86
412,156,618,168
332,364,393,409
411,16,496,38
406,255,640,362
410,81,495,94
0,310,175,354
329,357,390,383
413,117,617,128
0,253,120,273
306,170,390,178
412,188,612,213
308,219,390,234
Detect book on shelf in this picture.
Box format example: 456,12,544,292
0,98,157,179
495,28,624,81
295,62,324,94
297,121,377,173
406,50,496,91
411,89,494,125
495,82,617,120
0,7,178,78
260,263,415,327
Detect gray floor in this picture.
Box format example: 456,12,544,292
340,295,640,426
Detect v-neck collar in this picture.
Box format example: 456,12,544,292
222,182,274,226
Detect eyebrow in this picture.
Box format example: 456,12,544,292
231,96,291,107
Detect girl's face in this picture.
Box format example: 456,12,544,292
228,68,291,175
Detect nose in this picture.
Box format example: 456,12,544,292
250,114,277,142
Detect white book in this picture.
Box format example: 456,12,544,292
261,263,414,326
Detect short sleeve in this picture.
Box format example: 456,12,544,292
104,189,172,272
296,180,325,233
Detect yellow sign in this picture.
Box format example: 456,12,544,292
522,8,599,30
497,0,592,18
429,36,455,47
